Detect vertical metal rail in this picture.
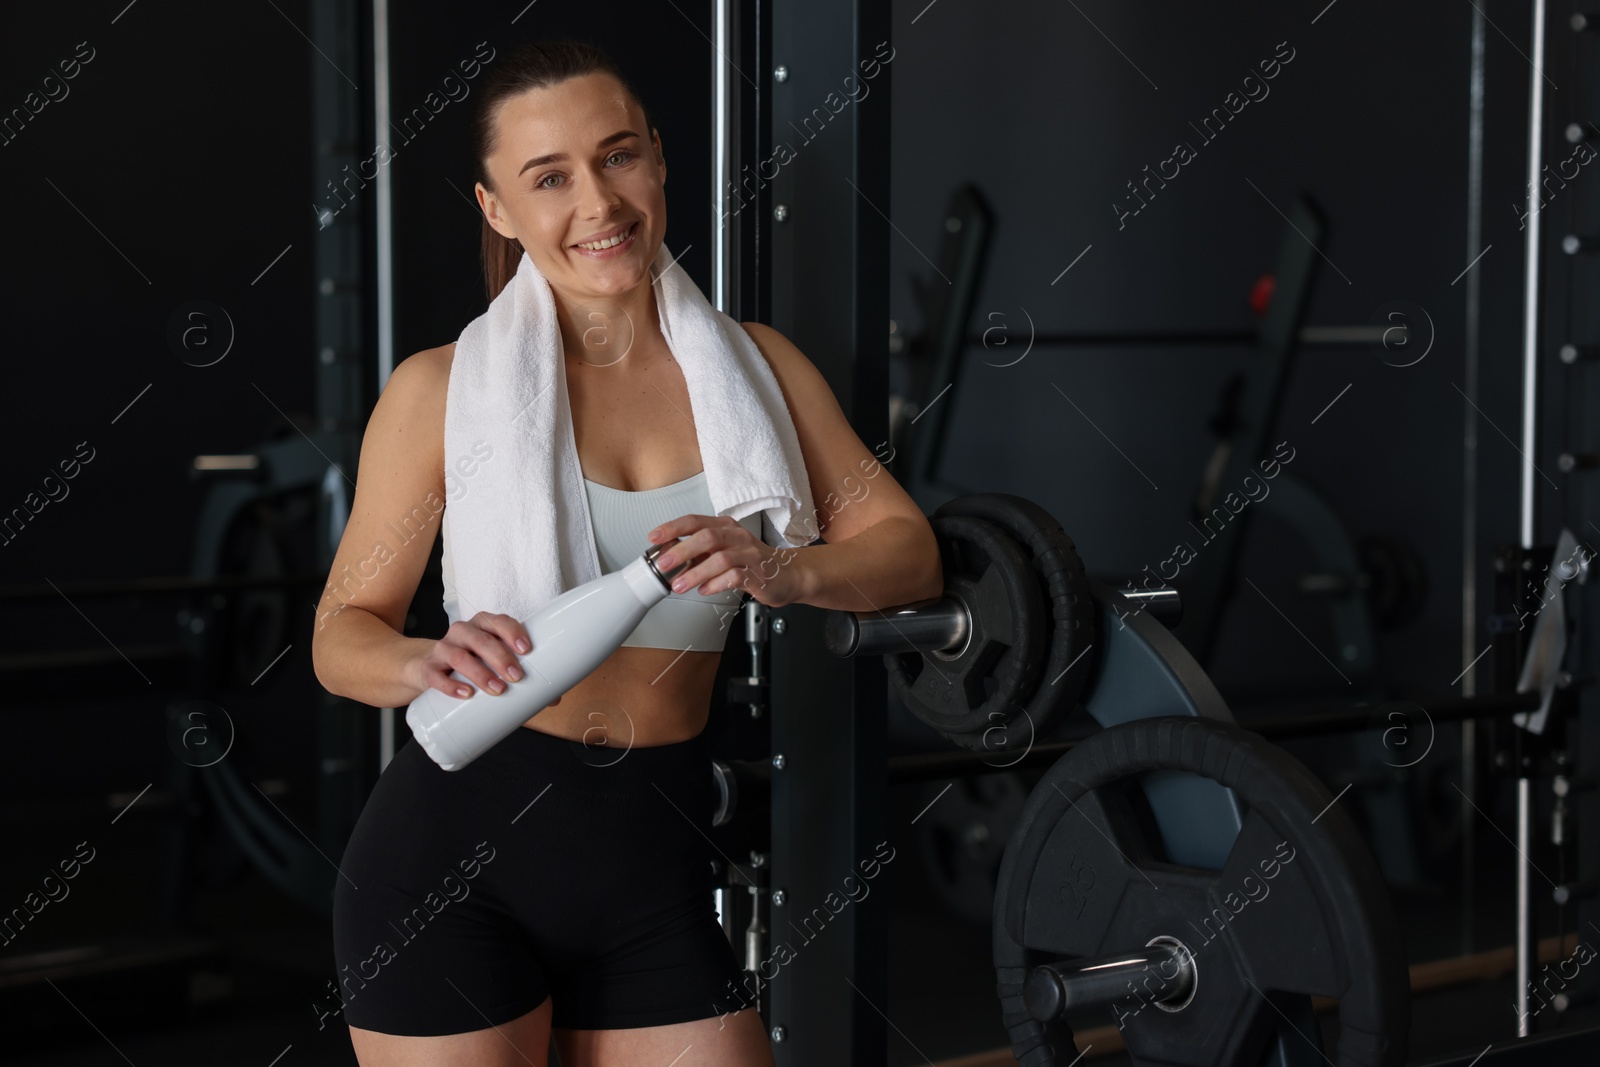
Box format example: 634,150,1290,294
309,0,378,873
371,0,397,770
373,0,395,390
712,0,736,951
1460,0,1487,958
713,0,736,313
1514,0,1548,1037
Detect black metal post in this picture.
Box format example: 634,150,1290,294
765,0,890,1061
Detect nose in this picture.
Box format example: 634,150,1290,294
578,166,623,224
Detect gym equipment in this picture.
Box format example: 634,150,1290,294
0,491,324,705
888,690,1541,785
829,492,1411,1065
724,3,895,1059
928,495,1099,751
1171,196,1414,684
892,186,1429,688
403,541,692,771
874,514,1046,751
778,490,1122,928
178,432,374,919
993,716,1409,1066
1507,7,1600,1032
0,429,366,921
712,757,773,829
827,495,1097,753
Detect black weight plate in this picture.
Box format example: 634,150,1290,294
933,494,1099,753
888,514,1047,745
994,717,1408,1067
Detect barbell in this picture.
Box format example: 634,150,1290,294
823,493,1411,1065
824,493,1102,754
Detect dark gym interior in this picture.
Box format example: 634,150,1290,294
3,1,1598,1065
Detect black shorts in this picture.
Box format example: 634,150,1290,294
331,723,746,1035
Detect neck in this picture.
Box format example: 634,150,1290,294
552,274,661,370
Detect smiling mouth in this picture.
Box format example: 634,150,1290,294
572,222,637,253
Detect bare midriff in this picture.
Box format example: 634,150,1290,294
518,645,723,747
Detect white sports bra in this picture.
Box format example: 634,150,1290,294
440,470,760,651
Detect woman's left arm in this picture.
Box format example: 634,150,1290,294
743,321,944,613
647,322,944,614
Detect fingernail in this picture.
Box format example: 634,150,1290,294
516,638,530,653
672,579,688,592
456,686,471,698
507,665,523,682
488,679,504,694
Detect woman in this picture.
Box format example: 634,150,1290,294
311,38,942,1067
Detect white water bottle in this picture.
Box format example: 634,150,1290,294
405,541,690,771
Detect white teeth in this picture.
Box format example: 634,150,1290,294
577,225,632,251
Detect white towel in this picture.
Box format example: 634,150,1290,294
441,242,817,624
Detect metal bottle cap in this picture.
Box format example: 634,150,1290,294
644,541,688,590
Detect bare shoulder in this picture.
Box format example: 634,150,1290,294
739,320,797,366
400,341,456,389
738,321,829,400
385,343,454,437
353,343,454,495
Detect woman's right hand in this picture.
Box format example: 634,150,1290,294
409,612,558,703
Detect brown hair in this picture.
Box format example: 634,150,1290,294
470,39,657,303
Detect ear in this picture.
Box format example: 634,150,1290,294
476,182,517,241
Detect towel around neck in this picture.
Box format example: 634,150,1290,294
440,242,819,623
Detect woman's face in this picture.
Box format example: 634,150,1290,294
477,72,666,303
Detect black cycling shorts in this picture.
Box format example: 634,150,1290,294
331,722,746,1035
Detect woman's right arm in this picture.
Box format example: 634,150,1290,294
310,345,539,711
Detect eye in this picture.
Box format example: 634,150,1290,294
534,151,632,191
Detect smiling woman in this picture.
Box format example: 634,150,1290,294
313,36,939,1067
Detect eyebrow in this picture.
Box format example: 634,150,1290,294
519,130,641,175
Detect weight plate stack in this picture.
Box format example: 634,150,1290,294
887,513,1048,750
930,494,1100,754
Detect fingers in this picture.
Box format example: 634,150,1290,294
421,660,469,699
648,515,695,542
434,616,527,697
670,548,743,595
477,612,532,655
650,512,737,549
686,522,766,591
659,518,750,581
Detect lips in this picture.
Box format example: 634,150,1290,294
572,221,636,250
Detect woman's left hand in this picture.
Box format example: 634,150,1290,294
647,514,804,609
